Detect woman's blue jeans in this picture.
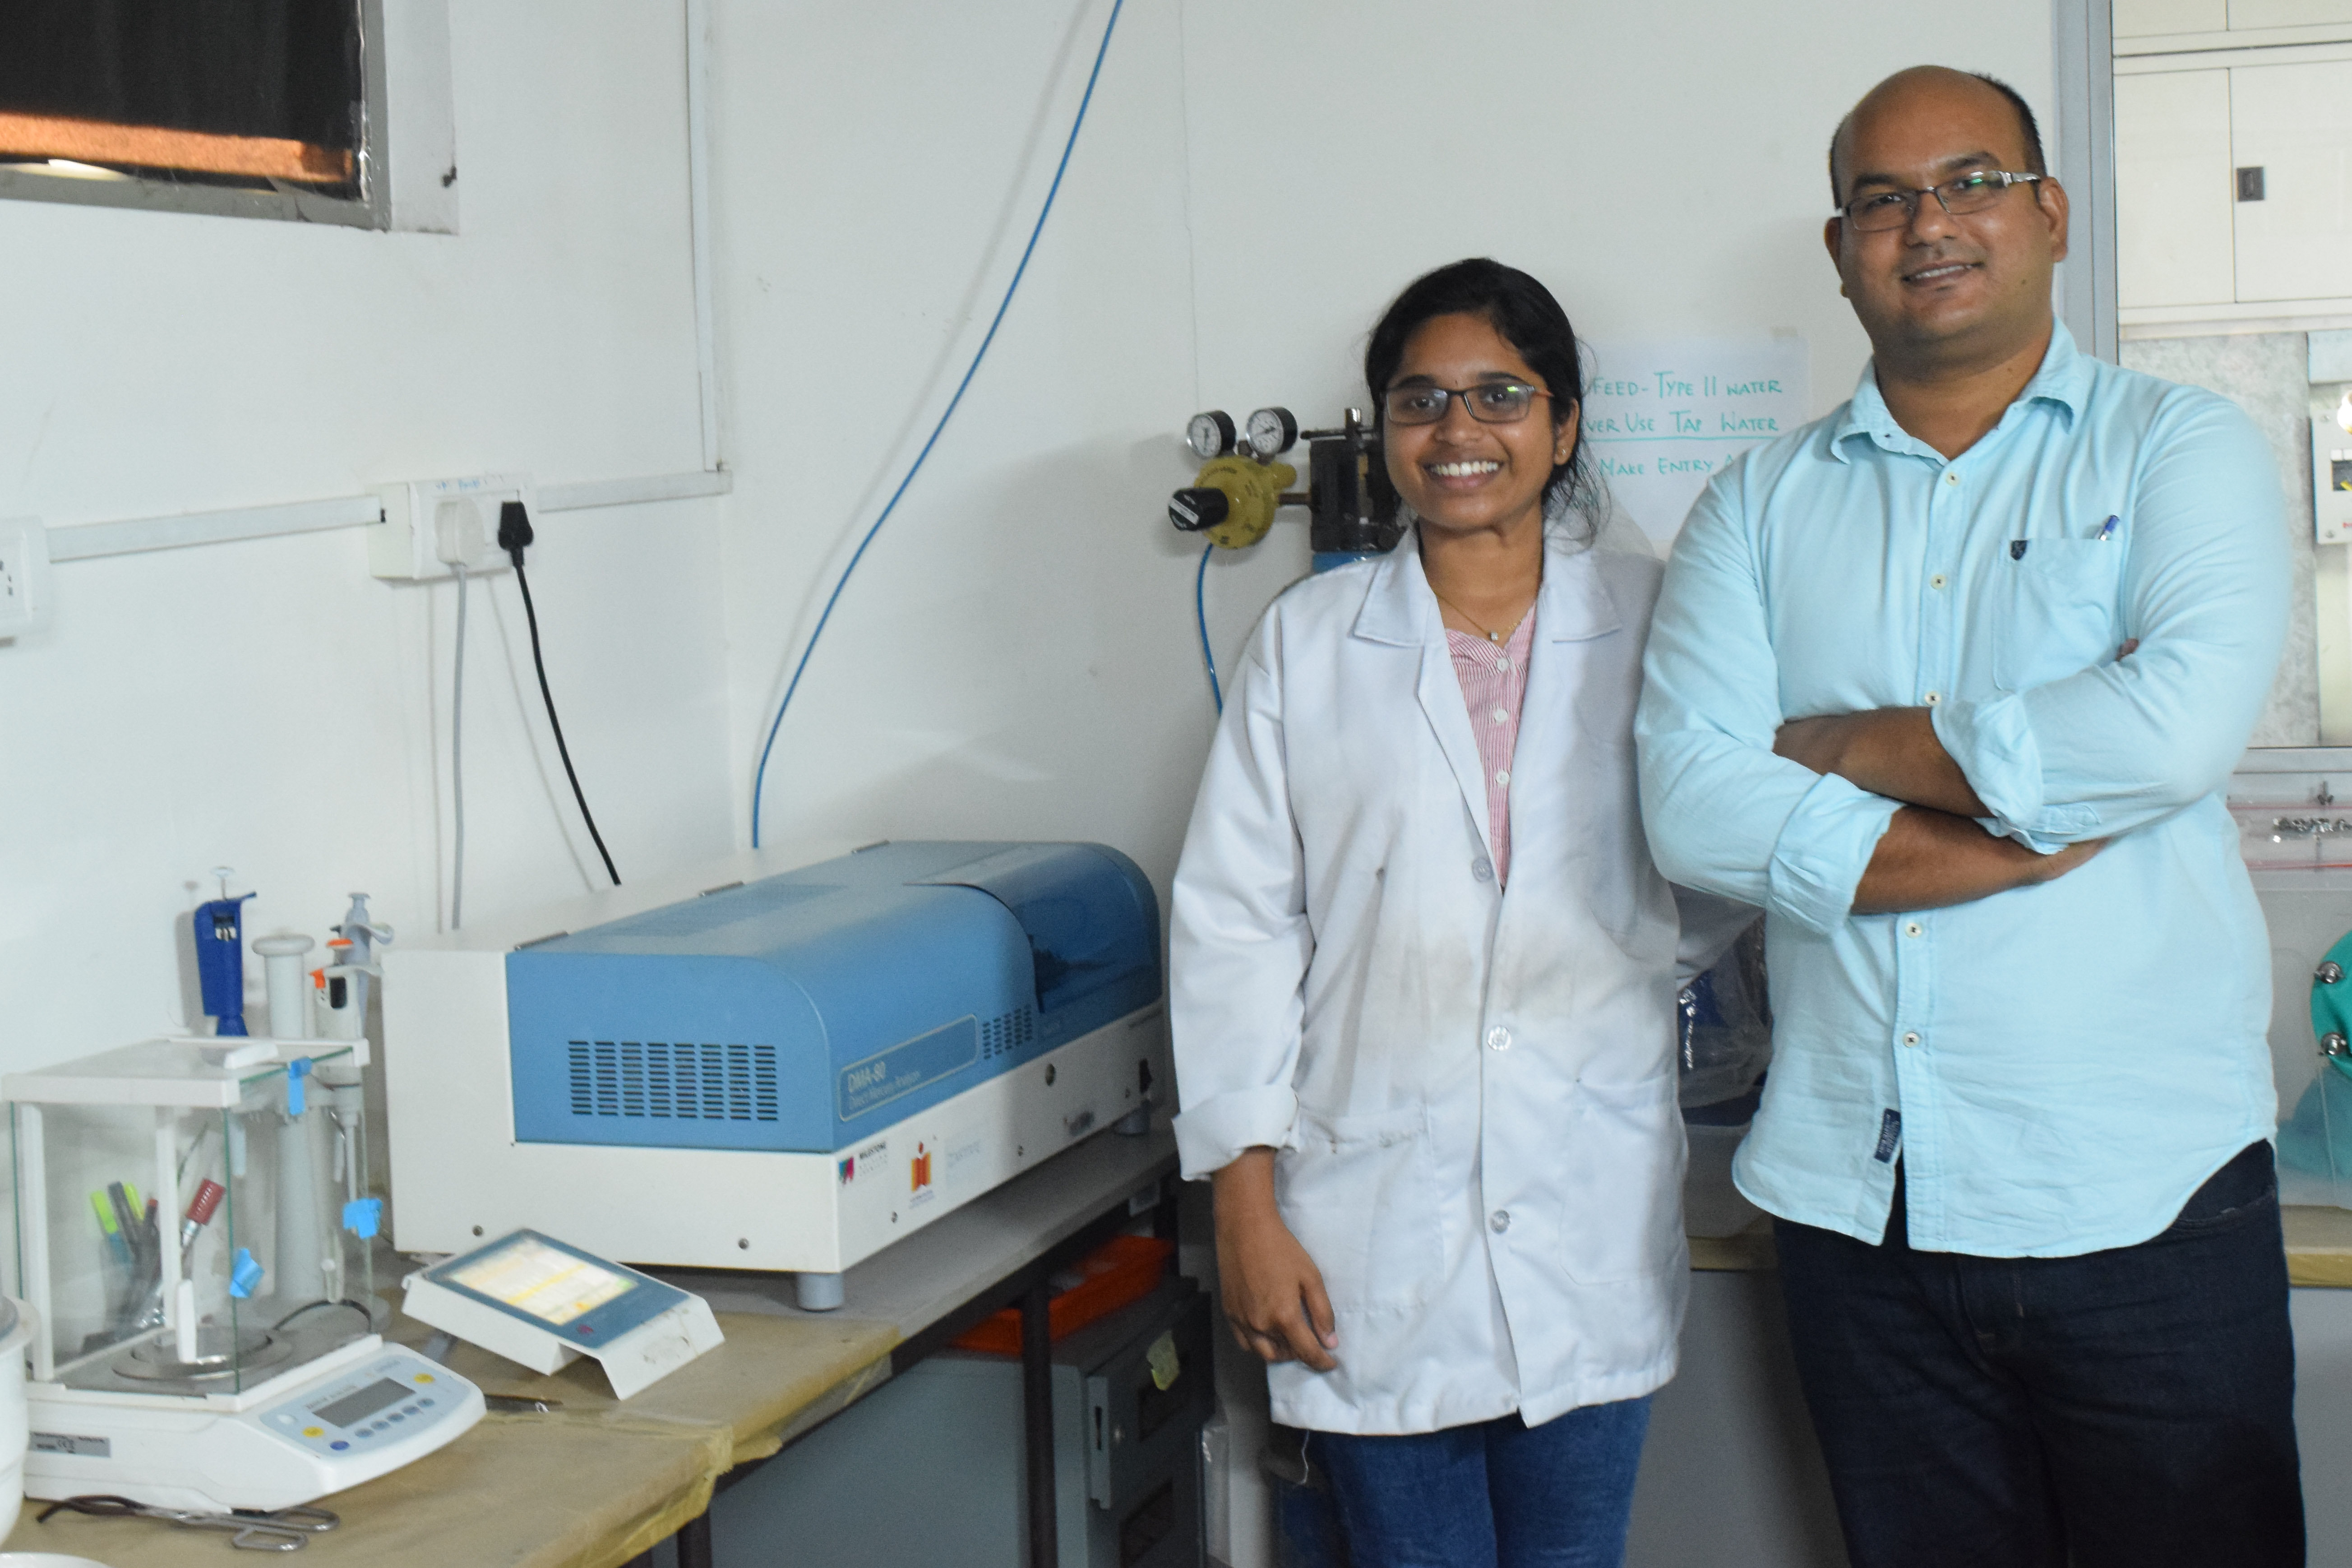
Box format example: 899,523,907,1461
1306,1397,1651,1568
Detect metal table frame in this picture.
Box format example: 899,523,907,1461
634,1138,1182,1568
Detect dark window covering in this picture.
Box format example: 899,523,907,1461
0,0,361,186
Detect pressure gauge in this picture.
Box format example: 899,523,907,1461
1245,407,1298,459
1186,410,1237,460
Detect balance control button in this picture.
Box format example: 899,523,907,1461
414,1373,435,1383
357,1431,374,1440
330,1440,349,1451
419,1397,435,1408
302,1426,324,1438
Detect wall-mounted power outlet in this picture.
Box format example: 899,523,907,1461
0,518,54,638
367,475,530,581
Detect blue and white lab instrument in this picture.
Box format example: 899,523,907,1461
385,841,1169,1309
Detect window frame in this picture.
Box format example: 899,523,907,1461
0,0,454,234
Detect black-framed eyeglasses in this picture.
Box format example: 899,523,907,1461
1382,381,1552,427
1835,170,2044,231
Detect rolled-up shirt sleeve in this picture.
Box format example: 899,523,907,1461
1636,467,1901,936
1934,394,2289,850
1169,615,1314,1181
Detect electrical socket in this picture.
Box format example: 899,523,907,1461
0,518,53,639
367,475,529,581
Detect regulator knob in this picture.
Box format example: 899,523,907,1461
1169,487,1230,532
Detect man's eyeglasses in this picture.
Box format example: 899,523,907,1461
1835,170,2044,232
1382,382,1552,427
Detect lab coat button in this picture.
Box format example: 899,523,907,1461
1944,472,1959,485
1924,691,1941,706
1904,921,1923,938
1471,857,1494,883
1902,1031,1921,1048
1489,1210,1511,1233
1931,574,1948,589
1486,1026,1511,1051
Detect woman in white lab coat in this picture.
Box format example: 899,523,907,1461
1170,259,1742,1568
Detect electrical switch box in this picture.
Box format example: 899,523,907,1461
367,475,528,582
2313,416,2352,547
0,518,54,638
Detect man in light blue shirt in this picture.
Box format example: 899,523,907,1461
1636,67,2300,1567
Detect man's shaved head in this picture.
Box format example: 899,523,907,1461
1829,67,2045,206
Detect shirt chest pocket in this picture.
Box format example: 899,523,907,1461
1992,539,2125,694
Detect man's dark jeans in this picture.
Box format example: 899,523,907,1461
1774,1142,2303,1568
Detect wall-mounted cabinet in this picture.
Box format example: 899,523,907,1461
2231,0,2352,28
2116,68,2236,306
2116,0,2227,35
2116,42,2352,325
2232,60,2352,301
2119,0,2352,37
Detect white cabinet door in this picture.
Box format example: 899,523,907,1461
2116,69,2238,308
2115,0,2227,34
2232,59,2352,302
2230,0,2352,26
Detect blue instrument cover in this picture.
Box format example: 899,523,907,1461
506,842,1160,1153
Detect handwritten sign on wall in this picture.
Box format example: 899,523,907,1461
1580,337,1810,547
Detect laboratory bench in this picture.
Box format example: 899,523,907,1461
5,1125,1181,1568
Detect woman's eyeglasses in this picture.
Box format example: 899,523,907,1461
1382,382,1552,427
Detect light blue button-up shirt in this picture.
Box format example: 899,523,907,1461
1635,324,2290,1256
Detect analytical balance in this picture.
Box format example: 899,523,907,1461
385,839,1169,1310
6,1036,482,1512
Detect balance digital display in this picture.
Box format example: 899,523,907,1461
255,1346,483,1463
310,1376,415,1431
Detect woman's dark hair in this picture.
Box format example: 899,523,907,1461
1363,258,1594,518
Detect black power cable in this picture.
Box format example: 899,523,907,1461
499,500,621,887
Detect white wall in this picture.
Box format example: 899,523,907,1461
0,0,735,1064
707,0,1209,879
710,0,2056,902
0,0,2061,1064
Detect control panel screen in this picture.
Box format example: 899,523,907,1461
312,1377,412,1430
447,1233,636,1326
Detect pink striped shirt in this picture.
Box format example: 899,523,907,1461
1445,611,1535,886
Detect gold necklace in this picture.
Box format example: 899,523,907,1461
1432,587,1529,644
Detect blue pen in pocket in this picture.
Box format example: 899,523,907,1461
2097,514,2119,541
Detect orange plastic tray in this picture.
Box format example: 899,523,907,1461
950,1233,1174,1355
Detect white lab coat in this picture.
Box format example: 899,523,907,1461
1170,522,1746,1435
